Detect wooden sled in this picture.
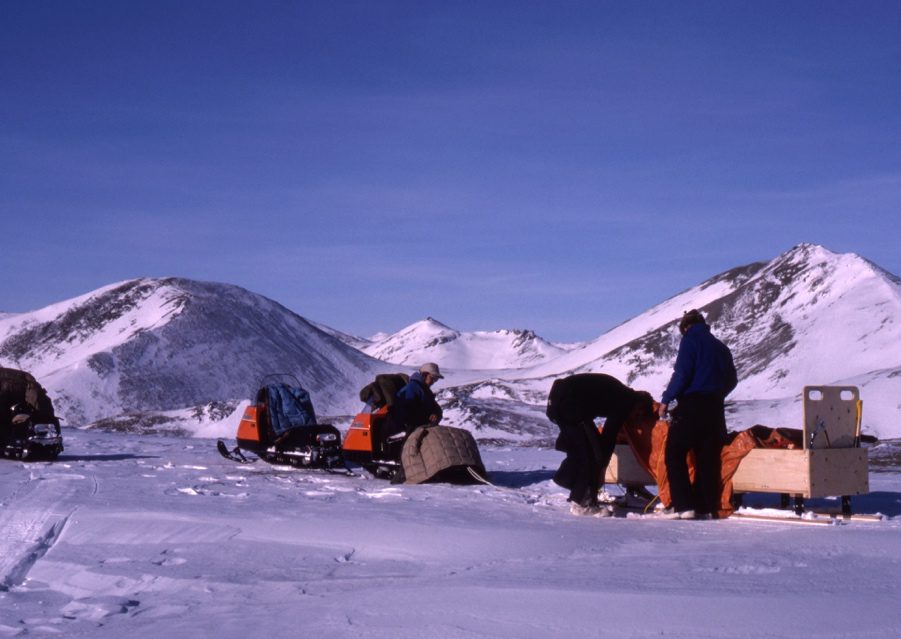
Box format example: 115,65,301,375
605,386,869,517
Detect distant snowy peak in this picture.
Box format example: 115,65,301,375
711,243,901,392
362,318,458,365
363,317,565,370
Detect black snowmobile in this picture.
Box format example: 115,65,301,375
217,375,348,472
0,367,64,461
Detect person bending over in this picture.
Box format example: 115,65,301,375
547,373,654,517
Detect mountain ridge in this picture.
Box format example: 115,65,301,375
0,278,391,427
361,317,566,370
1,244,898,440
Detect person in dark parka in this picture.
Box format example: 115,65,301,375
658,309,738,519
392,362,444,436
386,362,446,484
547,373,654,516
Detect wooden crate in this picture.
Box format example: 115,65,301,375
604,444,654,487
731,448,868,497
734,385,867,497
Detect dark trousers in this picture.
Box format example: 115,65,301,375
553,418,622,507
664,393,726,515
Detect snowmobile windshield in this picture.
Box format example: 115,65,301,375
265,384,317,436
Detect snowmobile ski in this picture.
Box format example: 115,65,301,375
217,439,256,464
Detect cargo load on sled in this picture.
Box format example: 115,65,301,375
342,373,487,484
217,375,345,471
0,366,63,460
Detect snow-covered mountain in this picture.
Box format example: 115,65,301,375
0,278,390,430
451,244,901,441
1,244,898,441
362,317,566,370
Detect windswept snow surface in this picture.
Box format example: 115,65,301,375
1,428,900,638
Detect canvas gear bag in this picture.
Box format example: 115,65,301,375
400,425,486,484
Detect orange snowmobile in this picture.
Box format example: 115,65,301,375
341,373,410,479
217,374,347,472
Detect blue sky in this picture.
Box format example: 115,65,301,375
2,2,899,342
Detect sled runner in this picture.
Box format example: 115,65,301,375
217,375,348,472
0,367,64,461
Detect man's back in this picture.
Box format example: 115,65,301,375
548,373,635,423
663,324,737,404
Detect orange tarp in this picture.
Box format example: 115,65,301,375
618,415,801,518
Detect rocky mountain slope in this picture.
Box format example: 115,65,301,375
444,244,901,440
0,278,390,431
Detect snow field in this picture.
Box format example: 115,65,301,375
0,428,899,638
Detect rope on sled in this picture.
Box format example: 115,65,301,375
467,466,494,485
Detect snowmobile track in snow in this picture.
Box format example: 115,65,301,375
0,468,94,591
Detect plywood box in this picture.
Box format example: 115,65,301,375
605,445,869,497
604,444,654,487
731,448,868,497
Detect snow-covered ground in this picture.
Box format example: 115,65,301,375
2,428,900,638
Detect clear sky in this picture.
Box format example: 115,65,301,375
2,1,899,343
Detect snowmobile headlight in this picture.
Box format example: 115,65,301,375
32,423,58,439
317,432,337,443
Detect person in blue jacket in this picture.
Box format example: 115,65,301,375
393,362,444,435
658,309,738,519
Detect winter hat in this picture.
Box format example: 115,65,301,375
419,362,444,379
679,309,706,335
